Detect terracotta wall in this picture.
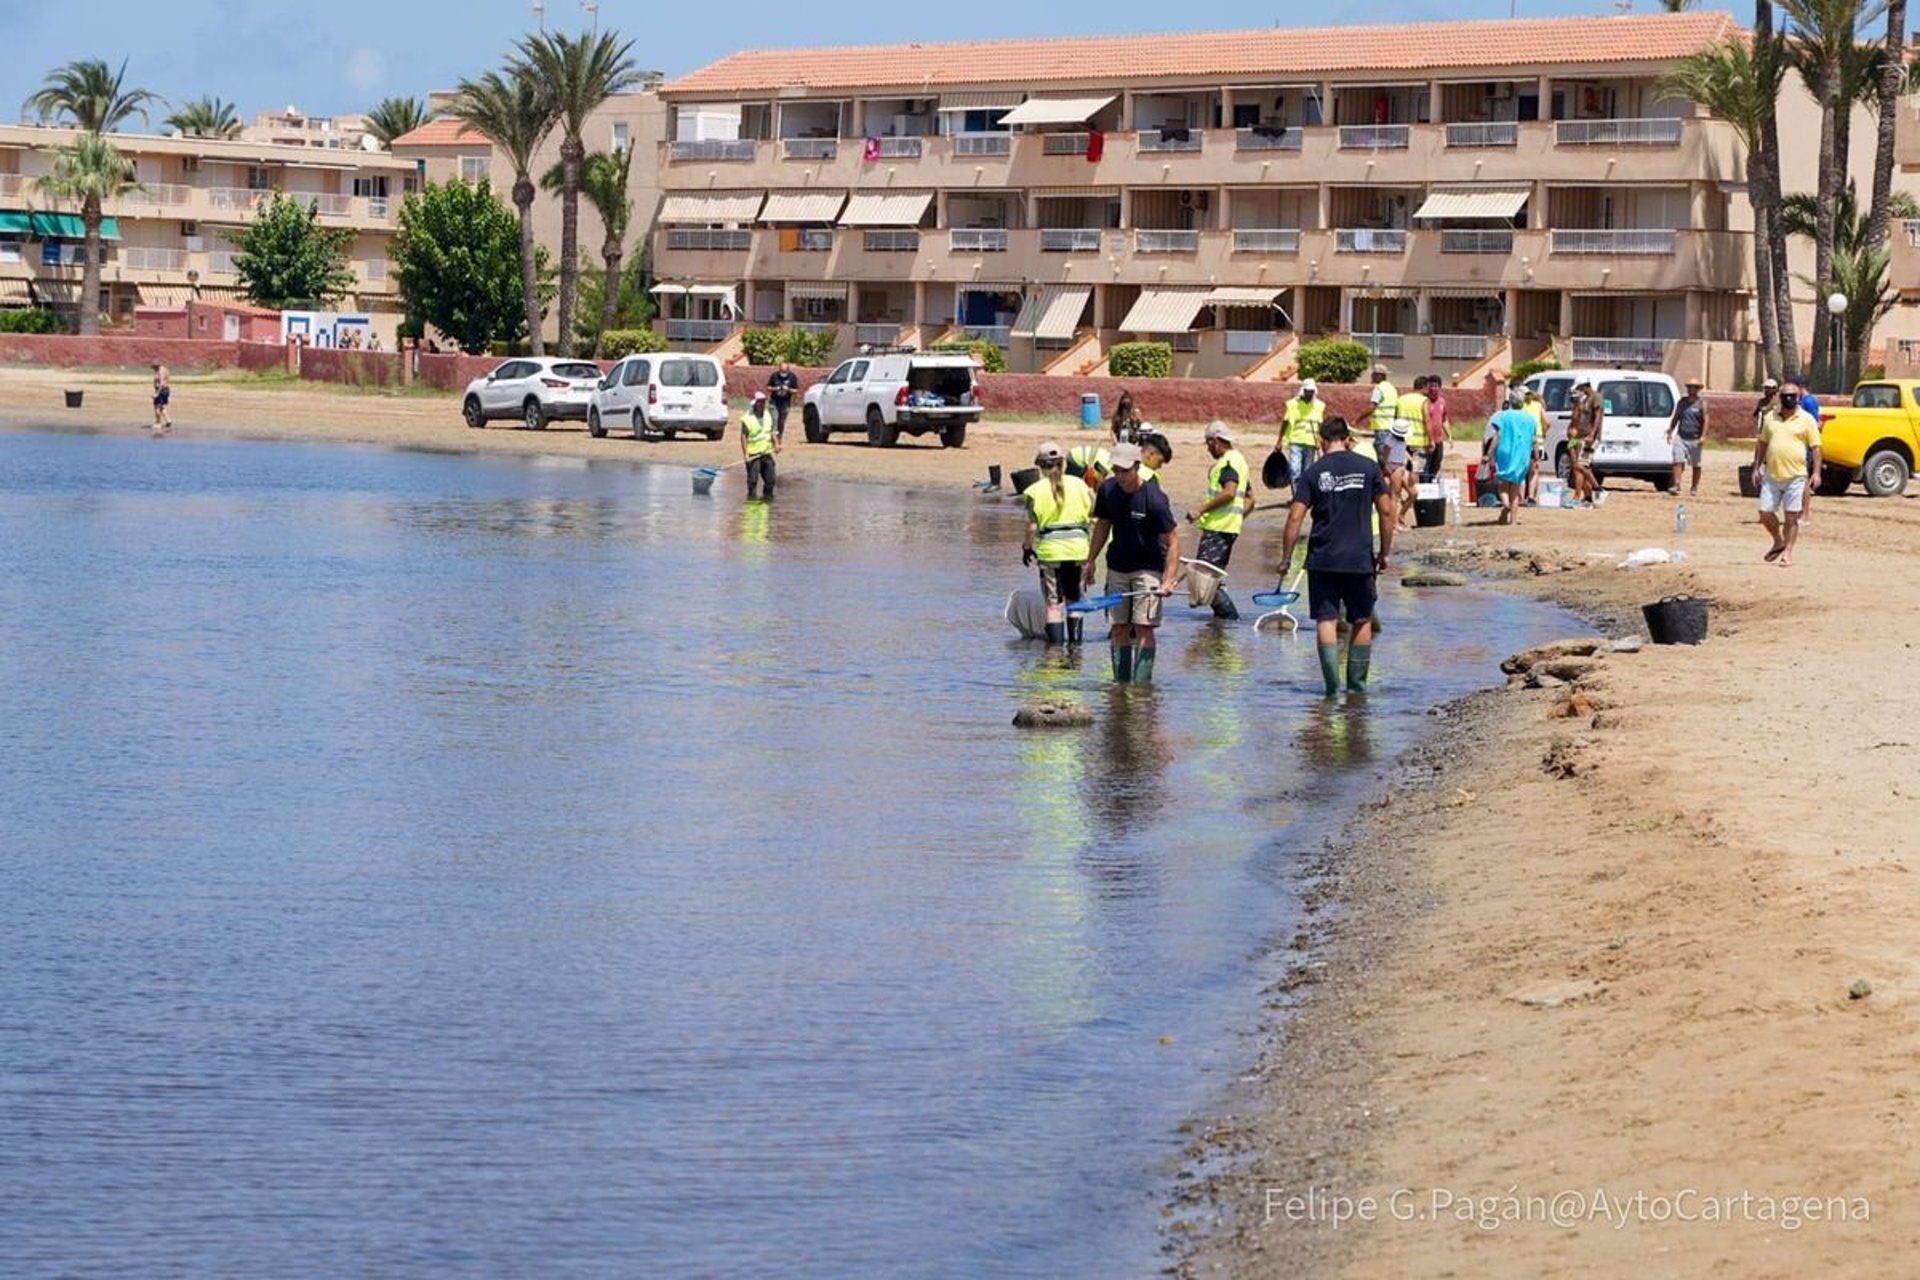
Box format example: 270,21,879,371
300,348,403,388
0,334,242,371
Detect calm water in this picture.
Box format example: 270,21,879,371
0,429,1570,1278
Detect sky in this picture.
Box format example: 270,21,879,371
0,0,1639,125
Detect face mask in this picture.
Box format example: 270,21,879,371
1301,392,1314,402
1779,394,1797,410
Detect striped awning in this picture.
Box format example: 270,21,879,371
1203,286,1284,307
1413,188,1530,221
1031,186,1119,199
1010,285,1091,340
1119,289,1208,334
1423,287,1505,300
839,191,933,227
650,283,689,296
785,282,847,301
139,284,195,309
939,91,1022,112
760,191,847,223
999,96,1116,127
658,192,764,224
1347,285,1421,300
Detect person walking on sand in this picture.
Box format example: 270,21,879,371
1521,386,1549,505
1754,381,1822,567
1082,442,1179,684
1485,389,1538,526
1185,421,1252,622
151,363,172,437
766,362,799,444
1281,416,1395,697
1566,378,1602,506
1667,377,1708,497
1420,373,1450,484
1110,391,1141,446
740,390,780,500
1278,378,1325,484
1021,441,1094,649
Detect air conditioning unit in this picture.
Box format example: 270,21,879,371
180,222,198,237
182,156,199,172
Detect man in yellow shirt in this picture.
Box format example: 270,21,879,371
1753,381,1823,568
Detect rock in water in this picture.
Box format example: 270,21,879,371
1501,638,1607,675
1013,698,1094,729
1401,570,1469,588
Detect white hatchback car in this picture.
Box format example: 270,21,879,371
462,357,606,431
588,352,728,441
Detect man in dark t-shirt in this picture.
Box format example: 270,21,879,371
1281,416,1396,697
1082,442,1180,684
766,363,800,443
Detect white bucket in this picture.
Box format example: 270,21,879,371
1179,557,1227,608
1005,589,1050,641
1416,481,1443,501
1537,478,1569,509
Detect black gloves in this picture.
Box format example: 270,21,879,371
1022,548,1037,567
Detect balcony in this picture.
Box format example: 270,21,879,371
855,323,901,346
130,182,193,208
207,250,237,276
1224,329,1280,355
667,228,752,251
961,324,1011,347
1432,334,1491,360
367,196,391,220
310,193,355,217
1445,122,1519,148
122,246,190,271
1232,229,1301,254
951,228,1007,253
1352,332,1407,359
1555,117,1683,147
863,230,920,253
871,137,923,159
783,138,839,161
1572,336,1670,366
795,229,835,252
1440,229,1515,254
952,133,1011,157
1550,228,1677,255
1041,133,1091,156
666,318,734,343
1235,127,1302,152
1136,229,1200,253
1138,128,1202,153
1335,228,1408,253
669,139,757,162
206,187,270,215
1339,125,1410,150
1040,228,1102,253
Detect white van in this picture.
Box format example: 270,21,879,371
1524,368,1682,491
801,352,982,447
588,353,728,440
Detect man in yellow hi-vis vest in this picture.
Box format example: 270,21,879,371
1277,379,1325,484
1392,376,1431,526
1185,421,1253,621
1021,441,1095,647
740,391,780,499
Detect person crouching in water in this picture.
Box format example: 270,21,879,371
740,391,780,499
1185,421,1251,621
1021,442,1094,647
1281,416,1396,697
1083,442,1179,683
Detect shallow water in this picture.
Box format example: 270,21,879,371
0,430,1572,1277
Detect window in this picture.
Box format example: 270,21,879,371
0,241,19,263
1541,378,1572,413
459,156,490,183
246,165,272,191
611,122,630,153
553,362,603,380
1598,381,1675,419
494,361,531,380
826,362,855,385
847,360,870,382
352,176,389,198
659,359,719,388
1853,383,1901,409
622,360,650,387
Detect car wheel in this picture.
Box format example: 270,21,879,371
866,405,898,448
1863,447,1913,497
1553,447,1570,483
463,396,485,429
803,406,825,444
588,409,606,439
706,429,724,442
1815,463,1854,497
942,423,967,449
523,398,546,431
1650,472,1674,493
633,408,655,440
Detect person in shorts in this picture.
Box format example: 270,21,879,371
1281,417,1395,697
1020,441,1094,648
1753,382,1822,567
151,363,172,437
1668,377,1708,496
1566,378,1601,505
766,362,800,443
1082,442,1179,684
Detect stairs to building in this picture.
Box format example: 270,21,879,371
708,325,748,365
1237,332,1300,382
1453,335,1514,389
1043,330,1105,377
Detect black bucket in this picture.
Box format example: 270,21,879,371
1414,496,1448,528
1643,594,1710,645
1009,467,1040,494
1737,464,1758,498
63,389,83,409
987,464,1003,488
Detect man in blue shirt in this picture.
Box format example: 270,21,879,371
1082,442,1180,684
1282,417,1396,696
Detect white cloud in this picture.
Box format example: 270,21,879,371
344,48,385,96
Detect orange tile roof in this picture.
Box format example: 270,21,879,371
663,12,1739,98
389,119,485,149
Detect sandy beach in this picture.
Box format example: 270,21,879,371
10,363,1920,1276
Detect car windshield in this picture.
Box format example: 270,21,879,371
1597,381,1675,418
659,360,719,388
553,363,602,380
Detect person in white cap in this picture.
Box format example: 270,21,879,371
1082,441,1179,683
1020,440,1095,647
1186,421,1253,621
739,390,780,499
1279,379,1325,483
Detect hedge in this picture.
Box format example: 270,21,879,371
0,308,60,334
1508,356,1561,384
1296,338,1372,385
1108,341,1173,379
601,328,668,359
742,326,836,367
928,339,1006,373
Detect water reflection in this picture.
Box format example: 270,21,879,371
1296,698,1379,769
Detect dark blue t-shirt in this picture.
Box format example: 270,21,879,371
1093,476,1177,574
1293,449,1387,573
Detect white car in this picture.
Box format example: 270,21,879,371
588,353,728,441
462,357,606,431
1523,368,1682,490
801,352,981,447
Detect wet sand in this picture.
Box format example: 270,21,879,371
9,364,1920,1276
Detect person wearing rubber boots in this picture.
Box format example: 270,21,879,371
1020,441,1095,648
1281,416,1396,697
1083,443,1179,684
740,391,780,499
1185,421,1252,621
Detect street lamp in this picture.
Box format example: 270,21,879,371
1827,291,1849,393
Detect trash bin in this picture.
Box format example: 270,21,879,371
1642,595,1710,645
63,390,83,409
1414,497,1449,528
1079,392,1101,429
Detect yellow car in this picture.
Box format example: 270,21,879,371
1818,381,1920,497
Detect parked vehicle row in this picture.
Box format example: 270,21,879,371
1522,368,1680,491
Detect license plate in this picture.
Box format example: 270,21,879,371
663,404,685,414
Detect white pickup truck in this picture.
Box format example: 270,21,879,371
801,352,982,447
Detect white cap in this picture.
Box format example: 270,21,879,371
1300,378,1318,393
1109,442,1143,470
1204,420,1235,443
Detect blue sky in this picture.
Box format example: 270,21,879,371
2,0,1644,123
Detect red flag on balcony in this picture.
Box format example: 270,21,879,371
863,135,881,162
1086,129,1104,162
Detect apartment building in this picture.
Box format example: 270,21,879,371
0,123,408,333
651,11,1775,382
242,107,376,152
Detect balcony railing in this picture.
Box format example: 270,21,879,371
1225,329,1280,356
1432,334,1491,360
1445,122,1519,148
363,258,388,282
1138,128,1202,153
667,228,752,251
1338,124,1410,150
1335,228,1408,253
1902,218,1920,246
863,230,920,253
961,324,1011,346
1164,331,1201,352
953,133,1011,157
782,138,839,160
309,193,355,217
1235,127,1303,152
871,137,923,158
367,196,391,219
795,229,835,252
855,323,900,346
1550,228,1677,255
206,187,269,214
122,246,189,271
666,318,735,343
131,183,193,207
0,174,24,197
1041,132,1091,155
207,251,237,276
1571,336,1670,366
1555,117,1684,147
1232,228,1301,253
1351,332,1407,359
1040,228,1102,252
951,228,1008,253
792,321,838,336
669,139,757,162
1135,229,1200,253
1440,229,1515,254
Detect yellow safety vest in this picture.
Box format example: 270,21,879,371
742,408,776,457
1396,391,1429,449
1140,464,1159,486
1023,475,1094,563
1068,444,1110,484
1284,396,1325,447
1199,448,1251,535
1370,380,1399,436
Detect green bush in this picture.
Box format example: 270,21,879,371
1296,338,1373,385
600,328,668,359
929,339,1006,373
1109,341,1173,379
1508,356,1561,385
0,308,60,334
741,326,836,367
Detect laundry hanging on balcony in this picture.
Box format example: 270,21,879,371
1086,130,1104,163
862,136,881,163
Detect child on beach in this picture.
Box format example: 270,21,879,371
151,364,171,437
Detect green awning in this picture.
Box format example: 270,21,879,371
0,211,122,240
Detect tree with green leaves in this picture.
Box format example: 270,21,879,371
165,96,242,139
390,178,538,355
1782,180,1920,378
365,96,429,148
541,146,633,355
508,29,640,356
24,58,157,133
33,133,140,335
572,241,656,353
449,69,555,356
230,192,357,309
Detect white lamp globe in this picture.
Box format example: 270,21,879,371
1827,292,1849,315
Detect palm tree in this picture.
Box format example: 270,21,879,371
450,69,557,356
1754,1,1802,381
34,133,140,334
509,30,640,357
1780,180,1920,252
1863,0,1909,264
541,147,633,354
365,96,429,148
24,58,156,133
165,95,242,139
1662,0,1699,9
